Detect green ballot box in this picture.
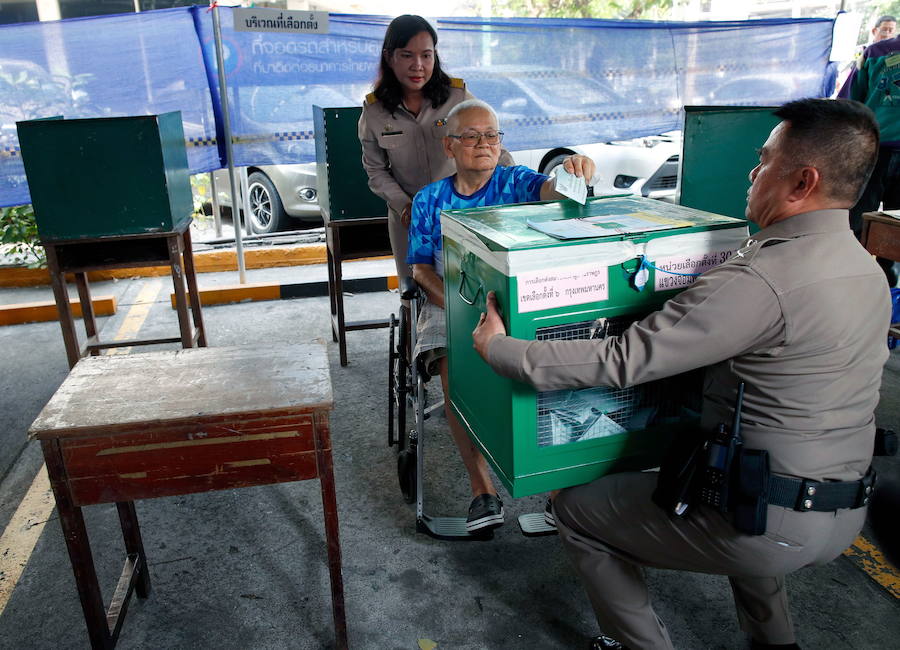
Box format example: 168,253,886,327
16,112,192,242
442,195,748,497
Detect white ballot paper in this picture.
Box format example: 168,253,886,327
554,167,587,205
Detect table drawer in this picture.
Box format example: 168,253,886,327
59,413,323,505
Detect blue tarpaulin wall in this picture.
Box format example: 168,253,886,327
0,8,834,207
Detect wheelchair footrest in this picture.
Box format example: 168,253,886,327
518,512,558,537
417,515,494,541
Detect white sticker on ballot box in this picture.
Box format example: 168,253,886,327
652,249,734,291
517,263,608,313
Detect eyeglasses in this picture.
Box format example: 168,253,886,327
447,130,504,147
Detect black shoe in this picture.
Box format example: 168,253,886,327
544,496,557,528
589,633,626,649
466,493,504,532
750,641,800,650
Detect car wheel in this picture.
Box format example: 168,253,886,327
247,172,288,234
541,152,573,177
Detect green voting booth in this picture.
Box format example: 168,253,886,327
442,196,748,497
312,105,393,365
16,112,193,241
15,112,206,370
679,105,781,224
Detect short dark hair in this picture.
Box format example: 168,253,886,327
772,99,879,205
874,15,896,28
373,15,451,115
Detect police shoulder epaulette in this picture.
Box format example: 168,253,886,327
733,236,792,263
760,238,791,249
449,77,465,89
365,92,377,105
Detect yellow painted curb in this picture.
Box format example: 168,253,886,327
169,283,281,308
0,295,117,326
0,246,393,288
0,267,51,288
843,534,900,599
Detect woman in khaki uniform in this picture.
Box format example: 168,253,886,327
358,14,512,283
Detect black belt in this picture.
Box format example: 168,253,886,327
767,468,876,512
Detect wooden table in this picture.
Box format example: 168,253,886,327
29,344,346,649
43,221,206,369
861,210,900,338
325,216,392,366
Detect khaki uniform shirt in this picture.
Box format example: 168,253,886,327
487,209,890,483
358,79,513,214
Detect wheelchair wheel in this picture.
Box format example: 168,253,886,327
397,442,417,504
388,313,398,447
393,307,410,448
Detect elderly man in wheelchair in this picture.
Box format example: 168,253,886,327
391,98,596,536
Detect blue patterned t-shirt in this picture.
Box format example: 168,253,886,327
407,165,548,276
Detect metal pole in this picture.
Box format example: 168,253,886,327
209,171,222,238
212,4,247,284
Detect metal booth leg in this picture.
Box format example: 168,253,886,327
74,272,99,356
45,243,82,369
327,226,349,366
180,229,207,347
325,232,338,344
166,233,193,348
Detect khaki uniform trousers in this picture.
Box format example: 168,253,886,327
554,472,866,649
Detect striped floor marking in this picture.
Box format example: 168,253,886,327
0,279,162,614
105,279,162,355
843,534,900,599
0,466,53,616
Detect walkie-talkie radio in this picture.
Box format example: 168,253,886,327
698,382,745,512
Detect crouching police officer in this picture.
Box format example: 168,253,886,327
472,98,890,650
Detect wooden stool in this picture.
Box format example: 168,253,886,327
29,344,347,649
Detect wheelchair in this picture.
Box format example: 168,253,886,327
387,276,557,540
388,277,507,540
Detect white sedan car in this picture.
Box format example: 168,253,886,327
513,133,680,201
211,132,680,233
211,163,319,234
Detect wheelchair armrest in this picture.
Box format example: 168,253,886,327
399,276,420,301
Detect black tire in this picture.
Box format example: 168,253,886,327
395,305,409,450
540,152,573,177
388,314,398,447
247,171,288,234
397,448,416,504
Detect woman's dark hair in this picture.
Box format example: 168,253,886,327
374,15,451,115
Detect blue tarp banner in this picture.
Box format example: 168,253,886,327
0,8,834,208
0,8,219,207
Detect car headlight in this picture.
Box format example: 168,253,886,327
613,175,638,189
297,188,317,201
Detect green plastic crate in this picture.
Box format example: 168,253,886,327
442,195,748,497
313,105,388,222
16,112,192,242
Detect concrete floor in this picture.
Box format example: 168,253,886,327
0,261,898,649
